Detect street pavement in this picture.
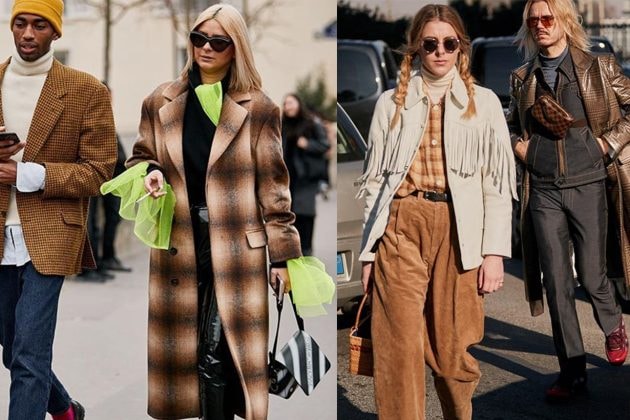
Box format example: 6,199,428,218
0,191,337,420
338,258,630,419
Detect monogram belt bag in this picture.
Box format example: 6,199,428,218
530,94,574,139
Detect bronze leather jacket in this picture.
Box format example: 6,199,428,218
507,46,630,316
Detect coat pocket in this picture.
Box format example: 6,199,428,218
246,228,267,248
60,211,83,227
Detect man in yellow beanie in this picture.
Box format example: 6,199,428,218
0,0,117,419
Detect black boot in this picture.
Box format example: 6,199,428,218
198,286,231,420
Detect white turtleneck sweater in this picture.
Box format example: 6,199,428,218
421,65,456,104
1,49,52,265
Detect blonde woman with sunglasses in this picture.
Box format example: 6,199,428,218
127,4,301,419
357,4,516,419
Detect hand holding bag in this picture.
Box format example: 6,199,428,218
530,94,574,139
269,278,331,398
349,293,373,377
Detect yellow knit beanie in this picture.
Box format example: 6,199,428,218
11,0,63,37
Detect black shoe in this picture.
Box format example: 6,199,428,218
545,373,587,403
71,400,85,420
96,268,115,280
78,270,109,283
101,257,132,272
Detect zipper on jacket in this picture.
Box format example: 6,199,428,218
556,139,566,178
555,83,567,178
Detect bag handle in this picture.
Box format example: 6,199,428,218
351,292,371,333
270,279,305,360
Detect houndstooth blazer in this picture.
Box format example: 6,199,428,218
0,58,117,275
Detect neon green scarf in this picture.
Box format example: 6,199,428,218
195,81,223,125
287,256,335,317
100,162,176,250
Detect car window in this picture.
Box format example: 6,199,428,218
338,48,379,103
338,123,365,163
477,45,525,101
591,39,613,54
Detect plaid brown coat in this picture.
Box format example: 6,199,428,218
508,46,630,315
0,59,117,275
127,78,302,419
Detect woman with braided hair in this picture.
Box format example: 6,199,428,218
356,4,517,419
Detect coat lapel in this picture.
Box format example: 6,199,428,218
572,46,609,129
208,90,250,171
21,60,65,162
0,59,9,127
158,80,188,183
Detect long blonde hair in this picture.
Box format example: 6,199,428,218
391,4,476,128
180,4,262,92
515,0,590,60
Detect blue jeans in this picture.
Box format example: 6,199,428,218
0,262,72,420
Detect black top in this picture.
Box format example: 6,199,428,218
182,65,229,208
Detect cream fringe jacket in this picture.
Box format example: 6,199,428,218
357,72,517,270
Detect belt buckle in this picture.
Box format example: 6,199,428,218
423,191,437,201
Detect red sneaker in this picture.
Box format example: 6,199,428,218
545,374,587,403
605,317,628,366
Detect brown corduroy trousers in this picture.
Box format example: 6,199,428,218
372,195,484,420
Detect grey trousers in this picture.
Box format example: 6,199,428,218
529,180,621,372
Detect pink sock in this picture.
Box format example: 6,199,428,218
51,405,75,420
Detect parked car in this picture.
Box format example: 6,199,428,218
337,103,367,313
471,35,617,110
338,39,398,139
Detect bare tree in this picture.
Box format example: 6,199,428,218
80,0,151,83
163,0,286,43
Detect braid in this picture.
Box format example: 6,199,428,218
458,53,476,119
390,54,413,129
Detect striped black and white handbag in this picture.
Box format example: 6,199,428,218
269,285,331,398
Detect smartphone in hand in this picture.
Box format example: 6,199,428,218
0,132,20,147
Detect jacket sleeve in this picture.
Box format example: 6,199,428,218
357,93,388,262
126,92,163,173
42,82,117,198
302,122,330,155
255,105,302,263
599,55,630,160
481,92,518,258
506,71,525,150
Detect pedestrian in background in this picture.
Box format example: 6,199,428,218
81,82,131,282
508,0,629,402
127,4,301,419
0,0,117,418
357,4,516,419
281,93,330,255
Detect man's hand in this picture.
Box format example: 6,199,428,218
143,170,166,198
596,137,609,156
0,160,18,185
361,262,374,294
514,140,529,162
478,255,504,294
0,126,24,160
270,267,291,293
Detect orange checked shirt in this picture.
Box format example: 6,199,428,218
396,98,448,197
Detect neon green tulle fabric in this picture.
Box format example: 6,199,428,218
99,162,176,250
287,256,335,317
195,81,223,125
